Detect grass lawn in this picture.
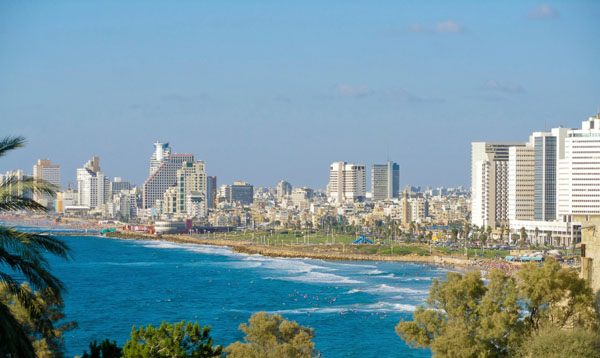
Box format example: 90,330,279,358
434,246,510,259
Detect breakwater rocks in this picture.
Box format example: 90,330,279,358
105,231,481,271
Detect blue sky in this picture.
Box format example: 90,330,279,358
1,1,599,190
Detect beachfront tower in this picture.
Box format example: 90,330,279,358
371,161,400,201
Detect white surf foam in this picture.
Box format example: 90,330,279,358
271,271,363,285
139,241,236,257
268,301,417,315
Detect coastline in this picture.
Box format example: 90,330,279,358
103,231,506,274
1,216,515,275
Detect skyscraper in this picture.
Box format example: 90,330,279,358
223,181,254,206
559,114,600,217
508,145,534,221
77,156,109,210
163,161,207,217
143,142,194,209
371,161,399,201
532,128,569,220
327,162,366,203
471,142,525,228
33,159,60,208
149,141,171,176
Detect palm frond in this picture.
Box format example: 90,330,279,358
0,136,26,159
0,176,58,212
0,227,71,260
0,301,36,358
0,196,48,212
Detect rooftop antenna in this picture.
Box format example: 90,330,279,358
386,143,389,162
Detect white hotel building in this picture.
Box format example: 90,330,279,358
559,114,600,217
327,162,366,203
474,115,600,247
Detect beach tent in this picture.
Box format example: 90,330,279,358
352,235,374,244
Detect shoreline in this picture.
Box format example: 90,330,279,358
1,216,516,275
102,231,507,275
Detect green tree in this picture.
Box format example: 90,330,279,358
519,227,527,247
225,312,317,358
516,327,600,358
517,260,598,331
0,283,76,358
396,270,523,357
396,261,599,358
82,339,122,358
0,136,71,358
450,228,458,243
123,321,222,358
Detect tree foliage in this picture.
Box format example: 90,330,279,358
516,327,600,358
0,135,71,358
225,312,317,358
123,321,222,358
396,261,599,358
0,282,76,358
82,339,122,358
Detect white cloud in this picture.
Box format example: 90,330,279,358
337,84,373,99
482,80,526,94
383,89,442,103
435,20,463,33
408,20,464,34
529,4,559,19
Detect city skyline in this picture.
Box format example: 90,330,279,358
1,1,599,188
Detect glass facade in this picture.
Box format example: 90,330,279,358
534,136,556,220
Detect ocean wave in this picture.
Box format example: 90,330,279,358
267,301,417,315
346,284,428,296
243,255,337,274
269,271,363,285
369,284,426,294
139,241,236,257
365,269,384,275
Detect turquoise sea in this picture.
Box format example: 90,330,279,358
41,233,446,357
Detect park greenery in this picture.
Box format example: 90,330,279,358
395,260,600,358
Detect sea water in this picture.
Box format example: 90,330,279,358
45,235,445,357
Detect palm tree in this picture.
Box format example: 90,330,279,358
0,136,71,358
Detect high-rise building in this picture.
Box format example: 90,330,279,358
163,161,207,217
471,142,525,228
76,156,109,210
371,161,400,201
508,146,535,221
149,141,171,176
142,142,194,209
110,177,131,194
33,159,60,208
559,114,600,217
327,162,366,203
277,180,292,200
532,128,569,221
223,181,254,206
207,176,217,209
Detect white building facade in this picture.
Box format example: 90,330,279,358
327,162,366,203
471,142,525,228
